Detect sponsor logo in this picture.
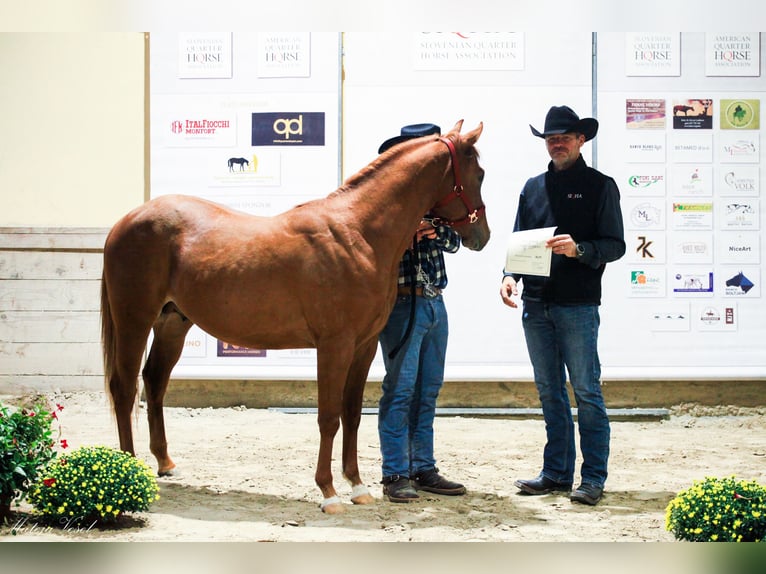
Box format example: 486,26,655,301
217,340,266,357
252,112,325,146
725,271,755,295
673,203,712,213
170,118,231,136
723,100,756,129
636,236,655,259
722,140,757,158
699,306,721,324
699,306,735,326
631,270,660,285
723,171,756,193
678,242,708,256
628,174,664,189
674,272,714,293
630,202,662,227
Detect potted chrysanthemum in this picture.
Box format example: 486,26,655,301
665,475,766,542
0,399,64,519
28,445,160,526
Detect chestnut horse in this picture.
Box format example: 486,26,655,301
101,120,490,514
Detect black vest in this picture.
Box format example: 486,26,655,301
517,157,613,305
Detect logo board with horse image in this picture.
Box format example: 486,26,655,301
101,120,489,514
227,157,250,172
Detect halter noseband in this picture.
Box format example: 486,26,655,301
429,137,485,227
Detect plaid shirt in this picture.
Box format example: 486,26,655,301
397,225,461,290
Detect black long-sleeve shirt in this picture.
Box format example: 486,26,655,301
507,155,625,305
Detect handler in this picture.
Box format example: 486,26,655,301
377,123,467,503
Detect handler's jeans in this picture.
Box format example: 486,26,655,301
378,294,448,479
521,301,610,488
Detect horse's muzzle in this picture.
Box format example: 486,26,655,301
461,224,490,251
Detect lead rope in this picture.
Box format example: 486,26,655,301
387,233,418,360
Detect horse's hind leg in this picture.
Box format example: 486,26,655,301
341,339,377,506
142,302,193,476
109,332,148,456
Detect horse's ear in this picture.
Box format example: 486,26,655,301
448,119,465,137
462,122,484,147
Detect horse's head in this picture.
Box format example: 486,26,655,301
430,120,490,251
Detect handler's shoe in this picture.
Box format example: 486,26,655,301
571,483,603,506
412,468,466,495
382,475,419,503
514,475,572,495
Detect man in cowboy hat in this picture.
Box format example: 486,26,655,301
500,105,625,506
376,123,467,503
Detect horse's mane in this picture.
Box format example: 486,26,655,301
329,135,443,198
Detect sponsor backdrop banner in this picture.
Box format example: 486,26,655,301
151,32,765,382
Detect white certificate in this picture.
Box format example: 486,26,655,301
504,226,557,277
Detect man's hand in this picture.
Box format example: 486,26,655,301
416,219,437,242
500,276,519,308
546,234,577,258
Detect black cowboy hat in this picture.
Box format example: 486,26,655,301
378,123,441,154
530,105,599,141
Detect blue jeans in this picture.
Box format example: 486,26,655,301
521,301,610,487
378,294,448,478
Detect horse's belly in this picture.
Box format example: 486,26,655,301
196,310,315,350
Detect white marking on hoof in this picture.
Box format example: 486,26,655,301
320,496,344,514
350,484,374,505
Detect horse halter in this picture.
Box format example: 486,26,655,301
429,137,486,227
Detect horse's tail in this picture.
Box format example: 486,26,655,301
100,270,117,405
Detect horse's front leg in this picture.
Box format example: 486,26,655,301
341,339,378,506
314,344,355,514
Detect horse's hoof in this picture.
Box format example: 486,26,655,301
321,502,346,514
351,493,375,505
320,496,345,514
158,467,178,477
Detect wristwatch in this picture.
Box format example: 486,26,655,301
575,243,585,259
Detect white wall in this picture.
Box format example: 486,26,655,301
0,33,145,227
